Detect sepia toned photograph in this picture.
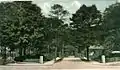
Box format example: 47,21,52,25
0,0,120,70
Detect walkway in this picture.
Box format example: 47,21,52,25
1,56,120,70
48,56,120,69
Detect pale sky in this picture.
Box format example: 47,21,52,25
32,0,117,15
0,0,119,15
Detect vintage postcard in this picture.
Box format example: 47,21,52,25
0,0,120,70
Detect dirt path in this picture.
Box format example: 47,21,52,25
1,56,120,70
49,56,120,69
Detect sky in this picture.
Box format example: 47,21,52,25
32,0,117,14
0,0,119,15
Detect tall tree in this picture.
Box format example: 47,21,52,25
44,4,70,59
0,1,45,63
49,4,69,20
103,3,120,55
70,4,102,61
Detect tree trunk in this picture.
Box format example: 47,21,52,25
3,47,7,65
19,47,23,56
23,47,26,55
54,47,57,61
86,46,89,61
48,45,50,53
10,50,12,58
62,43,64,58
61,48,64,58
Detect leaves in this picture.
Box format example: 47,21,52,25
49,4,69,20
70,4,102,47
0,1,44,51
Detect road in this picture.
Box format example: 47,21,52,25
0,56,120,70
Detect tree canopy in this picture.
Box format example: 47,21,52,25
70,4,102,47
0,1,120,63
102,3,120,55
70,4,102,60
0,1,45,57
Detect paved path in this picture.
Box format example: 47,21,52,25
1,56,120,70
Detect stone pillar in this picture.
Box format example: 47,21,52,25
39,56,43,64
101,55,105,63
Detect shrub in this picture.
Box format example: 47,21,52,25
14,56,25,62
106,57,120,62
43,53,54,61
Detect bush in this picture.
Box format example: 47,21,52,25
106,57,120,62
14,53,55,62
14,56,26,62
24,54,39,59
43,53,55,61
24,59,39,62
0,59,4,65
92,55,101,62
105,53,120,62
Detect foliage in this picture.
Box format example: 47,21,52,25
71,4,102,46
44,4,70,58
70,4,102,60
49,4,69,20
0,1,45,63
1,1,120,63
103,3,120,55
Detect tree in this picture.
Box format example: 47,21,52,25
44,4,70,60
103,3,120,56
43,17,64,60
70,4,102,61
0,1,45,63
49,4,69,20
